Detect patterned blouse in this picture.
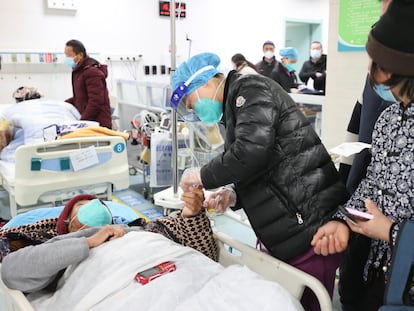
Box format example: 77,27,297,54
345,101,414,280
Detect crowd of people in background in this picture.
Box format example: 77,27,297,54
232,39,327,95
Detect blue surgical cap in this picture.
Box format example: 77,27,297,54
171,53,221,96
279,47,298,60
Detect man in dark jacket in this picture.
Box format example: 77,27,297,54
172,52,348,311
64,40,112,129
255,40,279,78
299,41,327,94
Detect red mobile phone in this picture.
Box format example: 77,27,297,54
135,261,176,285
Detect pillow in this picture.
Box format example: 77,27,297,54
2,201,139,229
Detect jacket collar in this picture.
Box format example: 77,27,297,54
222,70,240,126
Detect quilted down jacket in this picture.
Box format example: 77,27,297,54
201,71,348,261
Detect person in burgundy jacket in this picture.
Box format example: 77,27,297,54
64,39,112,129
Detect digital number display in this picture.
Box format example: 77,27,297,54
159,1,186,18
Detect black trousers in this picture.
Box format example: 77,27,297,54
339,234,375,311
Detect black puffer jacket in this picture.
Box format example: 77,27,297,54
201,71,348,261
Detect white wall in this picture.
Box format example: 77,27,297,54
0,0,366,148
0,0,328,98
324,0,369,149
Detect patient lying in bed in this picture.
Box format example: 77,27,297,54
0,189,216,265
0,192,303,310
0,87,101,162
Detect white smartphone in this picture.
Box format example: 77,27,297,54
339,206,373,223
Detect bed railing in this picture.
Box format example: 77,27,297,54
7,136,129,216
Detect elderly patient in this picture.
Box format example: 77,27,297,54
1,190,217,294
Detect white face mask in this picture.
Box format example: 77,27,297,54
264,51,274,59
310,49,321,59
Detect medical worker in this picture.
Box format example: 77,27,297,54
173,52,348,311
270,47,301,93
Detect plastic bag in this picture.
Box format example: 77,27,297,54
150,131,173,187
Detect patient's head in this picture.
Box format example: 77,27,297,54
12,86,43,103
56,194,113,234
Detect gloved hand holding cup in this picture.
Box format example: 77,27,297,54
180,167,202,192
205,186,237,214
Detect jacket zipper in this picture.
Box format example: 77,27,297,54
269,184,304,225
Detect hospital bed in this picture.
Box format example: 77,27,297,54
0,99,130,217
0,229,332,311
0,135,130,217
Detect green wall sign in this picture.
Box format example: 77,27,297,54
338,0,381,51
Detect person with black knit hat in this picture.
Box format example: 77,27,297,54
312,0,414,309
337,1,394,310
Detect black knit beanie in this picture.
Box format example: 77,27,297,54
365,0,414,76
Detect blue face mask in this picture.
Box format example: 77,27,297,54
373,84,398,103
194,97,223,124
285,63,295,72
76,199,112,227
65,57,76,69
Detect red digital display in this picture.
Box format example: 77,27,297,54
159,1,186,18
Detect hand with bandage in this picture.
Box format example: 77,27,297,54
205,186,237,214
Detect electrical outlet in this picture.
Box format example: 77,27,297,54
104,54,143,62
47,0,78,10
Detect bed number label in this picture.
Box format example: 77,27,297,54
69,146,99,171
114,143,125,153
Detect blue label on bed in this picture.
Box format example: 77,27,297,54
114,143,126,153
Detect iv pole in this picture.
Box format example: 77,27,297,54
152,0,183,214
170,0,178,197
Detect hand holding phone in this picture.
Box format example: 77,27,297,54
338,206,373,224
135,261,176,285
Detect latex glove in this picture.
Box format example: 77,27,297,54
180,167,202,192
205,186,237,214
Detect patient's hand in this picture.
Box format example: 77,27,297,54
86,225,125,248
181,185,205,218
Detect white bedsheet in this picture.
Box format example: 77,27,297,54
28,231,303,311
0,160,14,185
